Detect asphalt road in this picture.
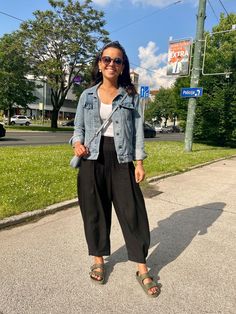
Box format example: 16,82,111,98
0,131,73,146
147,132,184,142
0,131,184,146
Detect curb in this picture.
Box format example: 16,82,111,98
0,198,78,230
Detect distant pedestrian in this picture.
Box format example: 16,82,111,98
70,41,161,297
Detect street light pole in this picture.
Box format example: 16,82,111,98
42,81,46,125
184,0,207,152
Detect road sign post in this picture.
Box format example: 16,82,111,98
184,0,207,152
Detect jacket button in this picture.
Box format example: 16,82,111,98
116,133,119,136
119,145,122,149
115,121,119,124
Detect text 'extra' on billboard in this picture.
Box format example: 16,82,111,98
167,39,192,76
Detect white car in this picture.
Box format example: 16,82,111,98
5,115,31,126
155,126,163,133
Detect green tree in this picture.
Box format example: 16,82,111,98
195,13,236,145
203,13,236,75
20,0,109,128
0,33,37,124
144,100,162,124
173,13,236,145
153,87,177,127
173,76,190,130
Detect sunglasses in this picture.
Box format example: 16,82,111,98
100,56,123,66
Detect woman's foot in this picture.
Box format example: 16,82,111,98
137,263,161,296
90,256,105,284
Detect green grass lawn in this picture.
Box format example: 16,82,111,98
144,141,236,177
0,142,235,220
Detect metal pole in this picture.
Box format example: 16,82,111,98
184,0,207,152
142,98,145,121
42,81,46,125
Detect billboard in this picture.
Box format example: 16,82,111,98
167,39,192,76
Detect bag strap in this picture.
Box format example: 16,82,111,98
86,93,128,147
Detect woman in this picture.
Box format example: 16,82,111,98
70,41,161,297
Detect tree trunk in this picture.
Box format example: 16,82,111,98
164,117,168,127
51,108,59,128
173,117,176,126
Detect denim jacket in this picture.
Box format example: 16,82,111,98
69,83,147,163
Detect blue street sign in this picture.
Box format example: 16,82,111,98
180,87,203,98
140,86,150,98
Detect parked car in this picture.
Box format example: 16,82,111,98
161,126,173,133
0,123,6,137
62,119,74,126
162,125,182,133
155,125,163,133
4,115,31,126
143,123,156,138
171,125,182,133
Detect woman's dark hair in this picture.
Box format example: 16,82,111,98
90,41,137,95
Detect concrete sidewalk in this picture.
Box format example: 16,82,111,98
0,157,236,314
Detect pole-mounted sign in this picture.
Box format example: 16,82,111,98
140,86,150,98
167,39,192,76
180,87,203,98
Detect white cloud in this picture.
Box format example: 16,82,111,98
93,0,196,7
138,41,166,69
131,0,198,7
134,41,176,90
93,0,111,6
131,0,177,7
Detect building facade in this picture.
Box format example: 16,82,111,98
130,70,139,92
25,75,77,121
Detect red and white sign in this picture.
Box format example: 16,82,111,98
167,39,192,76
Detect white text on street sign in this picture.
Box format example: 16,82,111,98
180,87,203,98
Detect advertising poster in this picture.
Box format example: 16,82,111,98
167,39,192,76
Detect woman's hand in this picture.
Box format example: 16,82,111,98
135,161,145,183
73,141,89,157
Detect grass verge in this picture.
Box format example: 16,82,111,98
144,141,236,178
0,142,235,220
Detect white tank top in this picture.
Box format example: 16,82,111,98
100,102,114,137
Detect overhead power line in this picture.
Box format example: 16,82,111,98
0,10,24,22
0,1,183,34
207,0,219,23
110,0,182,34
130,62,157,74
218,0,234,23
0,2,182,75
218,0,230,16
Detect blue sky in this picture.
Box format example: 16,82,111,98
0,0,235,89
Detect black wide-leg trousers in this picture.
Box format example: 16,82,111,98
77,136,150,263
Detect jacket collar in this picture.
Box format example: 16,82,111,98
89,83,127,98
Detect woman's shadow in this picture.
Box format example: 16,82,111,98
105,202,225,280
